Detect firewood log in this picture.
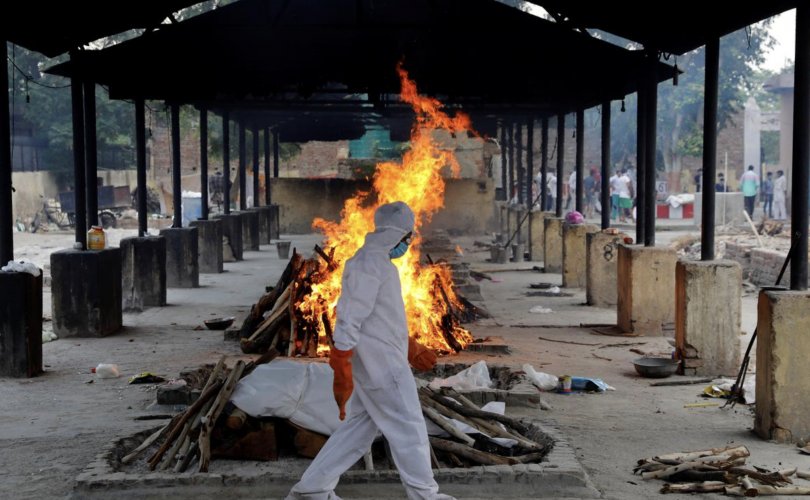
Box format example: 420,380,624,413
199,360,246,472
660,481,726,494
420,404,476,446
429,437,515,466
654,445,749,463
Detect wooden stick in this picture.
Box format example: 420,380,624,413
740,476,757,496
199,360,246,472
421,405,476,446
121,417,179,464
642,454,747,480
661,481,726,494
432,391,529,435
743,209,765,248
536,335,601,346
247,286,291,342
511,452,546,464
429,437,515,466
429,442,441,469
649,378,714,387
727,467,791,486
655,445,750,462
176,442,199,473
797,470,810,480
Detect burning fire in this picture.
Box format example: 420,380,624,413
299,64,475,354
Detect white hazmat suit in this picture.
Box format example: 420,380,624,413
286,202,454,500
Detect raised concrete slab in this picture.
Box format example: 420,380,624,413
617,245,677,336
120,236,167,311
215,213,244,261
543,217,564,273
562,223,599,288
51,248,122,337
755,289,810,443
529,211,552,262
0,270,42,377
586,231,628,307
675,260,741,376
249,206,274,245
190,219,224,274
238,210,260,251
159,227,199,289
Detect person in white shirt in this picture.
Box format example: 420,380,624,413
617,168,633,222
609,171,623,221
773,170,788,220
565,171,576,209
546,172,557,211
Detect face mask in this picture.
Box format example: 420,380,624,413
389,240,410,259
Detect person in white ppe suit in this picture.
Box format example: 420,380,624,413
286,201,454,500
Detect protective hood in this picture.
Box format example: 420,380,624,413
363,201,415,251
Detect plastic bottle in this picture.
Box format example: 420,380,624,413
87,226,106,250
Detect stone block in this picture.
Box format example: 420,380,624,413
562,223,599,288
51,248,122,337
616,245,677,336
586,231,627,307
159,227,199,288
0,270,42,377
755,289,810,443
120,236,167,311
249,206,274,245
543,218,565,273
215,213,244,261
675,260,741,376
190,219,224,274
529,211,552,261
238,210,260,251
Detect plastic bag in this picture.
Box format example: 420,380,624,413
529,305,552,314
95,363,120,379
522,363,558,391
429,360,492,391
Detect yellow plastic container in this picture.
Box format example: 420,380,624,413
87,226,106,250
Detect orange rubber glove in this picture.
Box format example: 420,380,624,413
329,347,354,420
408,337,437,372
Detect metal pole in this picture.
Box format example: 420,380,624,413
170,103,182,228
601,101,611,229
199,107,209,220
516,121,524,206
0,41,14,263
701,38,720,261
644,51,659,247
499,121,507,201
575,108,584,213
83,81,98,228
791,5,810,290
507,121,514,203
69,59,87,249
264,126,271,205
222,111,231,215
273,128,280,178
526,118,534,209
556,113,565,216
238,122,246,211
252,124,260,207
636,83,647,243
135,98,147,237
541,118,548,211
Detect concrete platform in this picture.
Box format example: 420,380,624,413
562,223,598,288
586,231,627,307
0,270,42,377
159,227,199,289
616,245,677,336
190,219,224,274
215,213,244,261
120,236,167,311
238,210,260,251
528,211,551,262
543,217,564,273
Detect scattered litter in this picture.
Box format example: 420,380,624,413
1,259,41,276
684,402,720,408
129,372,167,384
522,364,558,391
529,305,552,314
570,377,615,392
95,363,121,379
42,331,57,343
429,360,492,391
701,378,755,404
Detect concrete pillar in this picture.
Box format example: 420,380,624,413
529,211,551,261
0,271,42,377
51,248,122,337
159,227,199,288
249,206,274,245
215,213,243,261
562,223,599,288
238,210,260,252
543,217,564,273
268,204,280,240
616,245,677,335
120,236,167,311
498,203,508,238
755,289,810,443
586,231,628,307
675,260,742,376
189,219,224,274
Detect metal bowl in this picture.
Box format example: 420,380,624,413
204,316,235,330
633,357,680,378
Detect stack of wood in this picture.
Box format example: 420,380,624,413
635,444,810,495
237,245,485,357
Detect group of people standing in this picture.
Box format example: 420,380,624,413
738,165,788,220
531,168,602,218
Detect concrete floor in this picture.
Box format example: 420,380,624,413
0,229,803,499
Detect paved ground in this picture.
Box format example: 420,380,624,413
1,227,806,499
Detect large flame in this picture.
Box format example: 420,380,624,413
300,64,474,353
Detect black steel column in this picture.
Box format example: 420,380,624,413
526,118,534,208
575,108,584,213
499,121,507,201
701,38,719,261
516,121,524,206
238,123,247,211
636,84,647,243
170,103,182,228
644,51,659,247
135,98,147,237
83,81,98,227
0,41,13,263
601,101,611,229
252,125,260,207
273,128,280,178
791,5,810,290
199,107,209,220
507,121,514,202
70,65,87,249
222,111,231,215
264,126,271,204
540,118,548,211
556,113,565,216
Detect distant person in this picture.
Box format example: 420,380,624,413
583,168,597,218
694,168,703,193
565,170,576,209
762,172,774,218
609,170,622,220
546,171,558,211
739,165,759,218
618,168,633,222
715,174,727,193
773,170,787,220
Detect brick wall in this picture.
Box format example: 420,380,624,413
724,242,802,287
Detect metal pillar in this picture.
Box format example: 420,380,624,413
273,129,280,178
556,113,565,216
601,101,611,229
636,84,647,243
540,118,548,211
516,121,524,206
507,121,514,202
526,118,534,208
70,65,87,249
170,103,182,228
238,122,246,211
0,41,13,263
644,51,659,247
499,121,507,201
83,81,98,227
252,125,260,207
575,108,584,213
264,126,271,205
701,38,719,261
222,111,231,215
791,5,810,290
200,107,209,220
135,98,147,237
